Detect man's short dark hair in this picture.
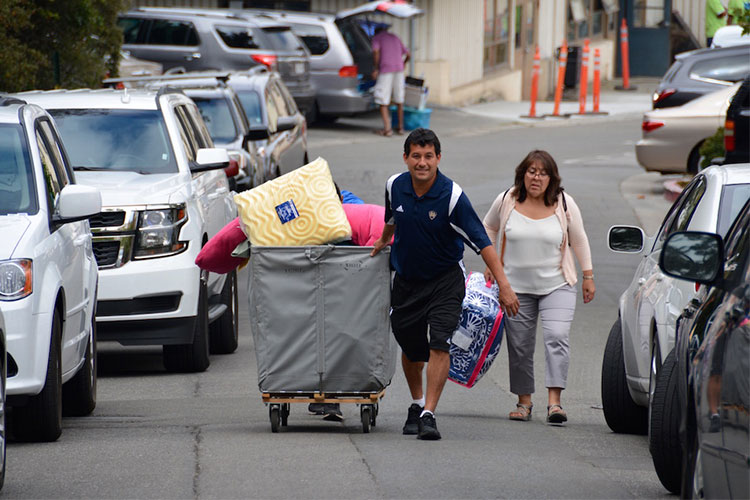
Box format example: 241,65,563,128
404,128,441,156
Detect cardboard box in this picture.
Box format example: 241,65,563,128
404,84,429,110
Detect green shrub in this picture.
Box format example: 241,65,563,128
699,127,725,169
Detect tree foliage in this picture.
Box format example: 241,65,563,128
0,0,128,92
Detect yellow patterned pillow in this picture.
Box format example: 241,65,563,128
233,157,352,246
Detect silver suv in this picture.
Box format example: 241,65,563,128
19,88,238,373
119,8,315,115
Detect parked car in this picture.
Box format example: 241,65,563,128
636,83,740,174
243,8,378,121
118,8,316,116
652,45,750,109
603,164,750,438
658,197,750,499
724,77,750,165
226,69,308,178
0,96,102,442
126,71,265,191
0,308,7,489
18,88,238,373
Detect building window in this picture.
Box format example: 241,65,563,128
484,0,510,70
568,0,617,41
633,0,666,28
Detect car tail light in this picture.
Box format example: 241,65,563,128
252,54,277,69
338,65,358,78
695,283,700,292
724,119,735,152
642,120,665,133
652,89,676,106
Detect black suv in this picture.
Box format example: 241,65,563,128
724,76,750,165
653,199,750,497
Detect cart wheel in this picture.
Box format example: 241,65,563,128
270,405,280,433
361,406,371,433
372,403,379,427
281,403,290,426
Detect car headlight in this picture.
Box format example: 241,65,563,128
0,259,32,301
134,205,188,259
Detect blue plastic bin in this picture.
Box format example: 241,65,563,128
390,106,432,131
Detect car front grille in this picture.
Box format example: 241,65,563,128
90,211,126,228
93,241,120,267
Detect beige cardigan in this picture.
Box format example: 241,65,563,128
482,187,593,287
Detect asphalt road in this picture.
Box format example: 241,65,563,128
4,109,677,499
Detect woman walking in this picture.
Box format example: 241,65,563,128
483,150,595,424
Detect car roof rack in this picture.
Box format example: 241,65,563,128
0,96,27,107
103,67,268,87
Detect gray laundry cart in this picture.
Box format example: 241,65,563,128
248,245,396,433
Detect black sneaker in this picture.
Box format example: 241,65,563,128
403,403,423,435
308,403,325,415
417,412,441,440
322,403,343,422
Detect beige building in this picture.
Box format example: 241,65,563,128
131,0,620,106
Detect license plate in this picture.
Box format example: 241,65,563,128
295,62,305,74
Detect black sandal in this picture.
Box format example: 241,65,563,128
547,404,567,424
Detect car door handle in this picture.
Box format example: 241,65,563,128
74,235,89,247
638,278,647,285
185,52,201,61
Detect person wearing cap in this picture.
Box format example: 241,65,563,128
370,128,519,440
706,0,728,46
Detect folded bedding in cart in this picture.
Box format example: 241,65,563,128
196,157,353,273
249,245,397,393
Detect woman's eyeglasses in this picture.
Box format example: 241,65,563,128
526,168,549,178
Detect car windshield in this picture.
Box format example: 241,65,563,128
261,27,305,52
0,124,38,215
49,109,177,174
235,90,264,126
192,97,239,143
718,183,750,236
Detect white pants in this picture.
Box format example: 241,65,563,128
504,284,577,395
374,70,405,106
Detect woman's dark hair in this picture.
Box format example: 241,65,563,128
512,150,562,206
404,128,441,156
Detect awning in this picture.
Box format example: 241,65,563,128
336,1,425,20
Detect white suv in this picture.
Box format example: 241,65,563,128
19,88,238,373
0,97,102,442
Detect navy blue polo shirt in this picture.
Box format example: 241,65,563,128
384,170,492,281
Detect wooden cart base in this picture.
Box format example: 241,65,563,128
262,389,386,433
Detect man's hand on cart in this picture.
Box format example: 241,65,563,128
370,224,395,257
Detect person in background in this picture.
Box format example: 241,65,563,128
728,0,749,24
706,0,728,46
482,150,595,425
371,128,519,440
371,25,410,137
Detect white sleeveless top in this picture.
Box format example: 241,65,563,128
504,210,567,295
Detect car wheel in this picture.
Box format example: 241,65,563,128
13,312,63,442
163,274,210,373
209,270,239,355
62,315,97,416
649,349,682,494
601,318,648,434
687,143,703,175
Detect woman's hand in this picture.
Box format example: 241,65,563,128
498,283,520,317
582,278,596,303
370,237,387,257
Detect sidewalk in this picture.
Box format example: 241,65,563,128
461,77,660,126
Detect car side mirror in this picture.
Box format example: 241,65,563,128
608,225,645,253
191,148,230,173
659,231,724,285
245,126,270,141
53,184,102,224
276,115,297,132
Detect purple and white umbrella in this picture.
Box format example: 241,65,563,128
336,1,424,20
